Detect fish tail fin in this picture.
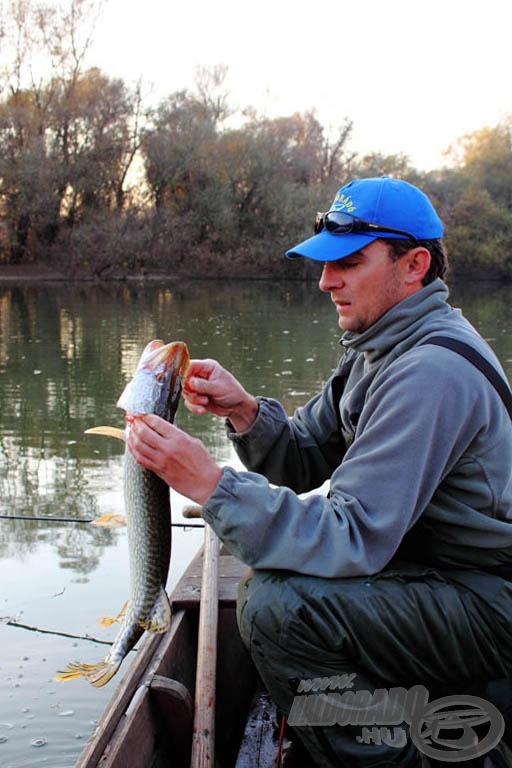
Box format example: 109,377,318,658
55,660,120,687
141,586,171,634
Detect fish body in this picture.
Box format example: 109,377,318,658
56,340,190,687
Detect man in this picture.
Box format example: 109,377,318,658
127,177,512,767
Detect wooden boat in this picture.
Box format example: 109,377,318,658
74,544,289,768
74,541,512,767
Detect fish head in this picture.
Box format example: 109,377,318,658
117,340,190,422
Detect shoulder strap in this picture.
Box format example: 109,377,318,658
331,351,358,432
420,336,512,420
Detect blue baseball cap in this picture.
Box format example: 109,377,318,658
286,176,444,262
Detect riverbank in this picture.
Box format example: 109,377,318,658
0,263,68,281
0,261,506,286
0,263,178,283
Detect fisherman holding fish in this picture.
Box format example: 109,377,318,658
128,178,512,767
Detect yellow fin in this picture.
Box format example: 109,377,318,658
55,660,120,687
98,600,128,628
85,426,126,441
90,513,127,528
140,586,171,634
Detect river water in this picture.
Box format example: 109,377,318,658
0,277,511,767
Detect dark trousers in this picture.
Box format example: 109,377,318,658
236,564,512,767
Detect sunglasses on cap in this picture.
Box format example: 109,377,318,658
314,210,418,243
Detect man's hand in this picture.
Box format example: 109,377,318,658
183,359,259,432
127,415,223,505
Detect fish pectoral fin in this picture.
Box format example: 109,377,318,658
90,513,127,528
85,426,126,441
55,660,120,688
98,600,129,628
141,586,171,634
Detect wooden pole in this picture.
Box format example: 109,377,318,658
190,524,220,767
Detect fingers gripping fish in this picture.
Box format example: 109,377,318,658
56,340,190,687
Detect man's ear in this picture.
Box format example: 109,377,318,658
404,247,431,285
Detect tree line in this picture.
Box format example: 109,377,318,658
1,0,512,280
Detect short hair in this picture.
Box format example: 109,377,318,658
381,238,449,285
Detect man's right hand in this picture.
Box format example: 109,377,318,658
183,359,259,432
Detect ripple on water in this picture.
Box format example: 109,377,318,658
0,627,115,768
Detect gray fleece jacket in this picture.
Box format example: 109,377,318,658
201,279,512,577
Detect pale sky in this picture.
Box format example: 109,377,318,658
88,0,511,171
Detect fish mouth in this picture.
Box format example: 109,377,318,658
139,340,190,375
144,340,190,421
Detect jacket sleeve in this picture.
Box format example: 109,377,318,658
226,351,358,492
201,347,493,577
225,390,347,493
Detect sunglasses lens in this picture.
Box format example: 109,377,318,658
324,211,355,233
314,213,324,234
314,209,417,241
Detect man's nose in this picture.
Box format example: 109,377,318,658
319,263,343,293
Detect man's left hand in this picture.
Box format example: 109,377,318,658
127,414,223,505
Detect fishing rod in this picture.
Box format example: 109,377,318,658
3,618,114,646
0,513,205,528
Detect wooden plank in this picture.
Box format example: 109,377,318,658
172,549,248,609
149,608,198,691
190,526,220,767
97,685,156,768
74,636,163,767
86,611,196,768
150,675,193,765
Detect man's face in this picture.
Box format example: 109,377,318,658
318,240,417,333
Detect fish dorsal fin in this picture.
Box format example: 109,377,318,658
141,586,171,634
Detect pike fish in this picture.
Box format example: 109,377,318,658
56,340,190,687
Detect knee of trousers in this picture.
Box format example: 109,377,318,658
236,568,293,655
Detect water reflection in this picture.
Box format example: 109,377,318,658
0,280,341,573
0,277,511,767
450,280,512,365
1,278,512,572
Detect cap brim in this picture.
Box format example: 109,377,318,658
285,230,379,262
